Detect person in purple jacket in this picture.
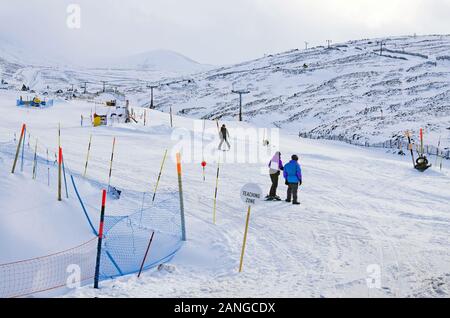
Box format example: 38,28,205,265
266,151,284,201
283,154,302,205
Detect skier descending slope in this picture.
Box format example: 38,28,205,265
283,154,302,205
266,151,284,201
218,124,231,151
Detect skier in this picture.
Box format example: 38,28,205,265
266,151,284,201
218,124,231,151
283,154,302,205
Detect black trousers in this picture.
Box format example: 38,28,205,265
269,172,280,197
287,183,299,203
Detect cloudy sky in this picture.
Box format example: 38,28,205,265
0,0,449,65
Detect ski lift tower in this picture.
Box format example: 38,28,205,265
147,84,159,109
232,89,250,122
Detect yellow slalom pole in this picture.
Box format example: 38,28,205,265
83,135,92,178
107,137,116,188
212,156,221,224
152,149,168,202
239,205,252,273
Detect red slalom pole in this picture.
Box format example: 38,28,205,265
58,147,62,201
137,231,155,278
94,189,107,289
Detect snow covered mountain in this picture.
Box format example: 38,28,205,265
130,35,450,145
1,34,449,145
94,49,212,73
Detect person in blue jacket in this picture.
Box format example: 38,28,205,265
283,154,302,205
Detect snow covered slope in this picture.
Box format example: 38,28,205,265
94,49,212,73
133,35,450,145
1,35,449,146
0,90,449,298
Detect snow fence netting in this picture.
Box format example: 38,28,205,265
0,140,184,297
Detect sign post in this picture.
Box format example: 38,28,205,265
238,183,262,273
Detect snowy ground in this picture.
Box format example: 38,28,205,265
0,90,449,298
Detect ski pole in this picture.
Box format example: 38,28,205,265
137,231,155,278
152,149,168,202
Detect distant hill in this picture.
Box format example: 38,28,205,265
94,49,213,74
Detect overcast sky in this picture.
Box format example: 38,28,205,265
0,0,449,65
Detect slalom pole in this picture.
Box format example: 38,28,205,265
137,231,155,278
107,137,116,189
58,147,62,201
83,135,92,178
144,109,147,126
32,139,38,180
239,205,252,273
61,149,69,199
435,136,441,167
176,153,187,241
94,189,107,289
420,128,424,155
170,106,173,128
20,126,26,172
405,131,415,168
152,149,168,202
212,156,221,224
11,124,26,174
47,148,50,186
58,124,62,201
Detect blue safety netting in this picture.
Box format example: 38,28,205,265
0,138,184,295
70,175,183,280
